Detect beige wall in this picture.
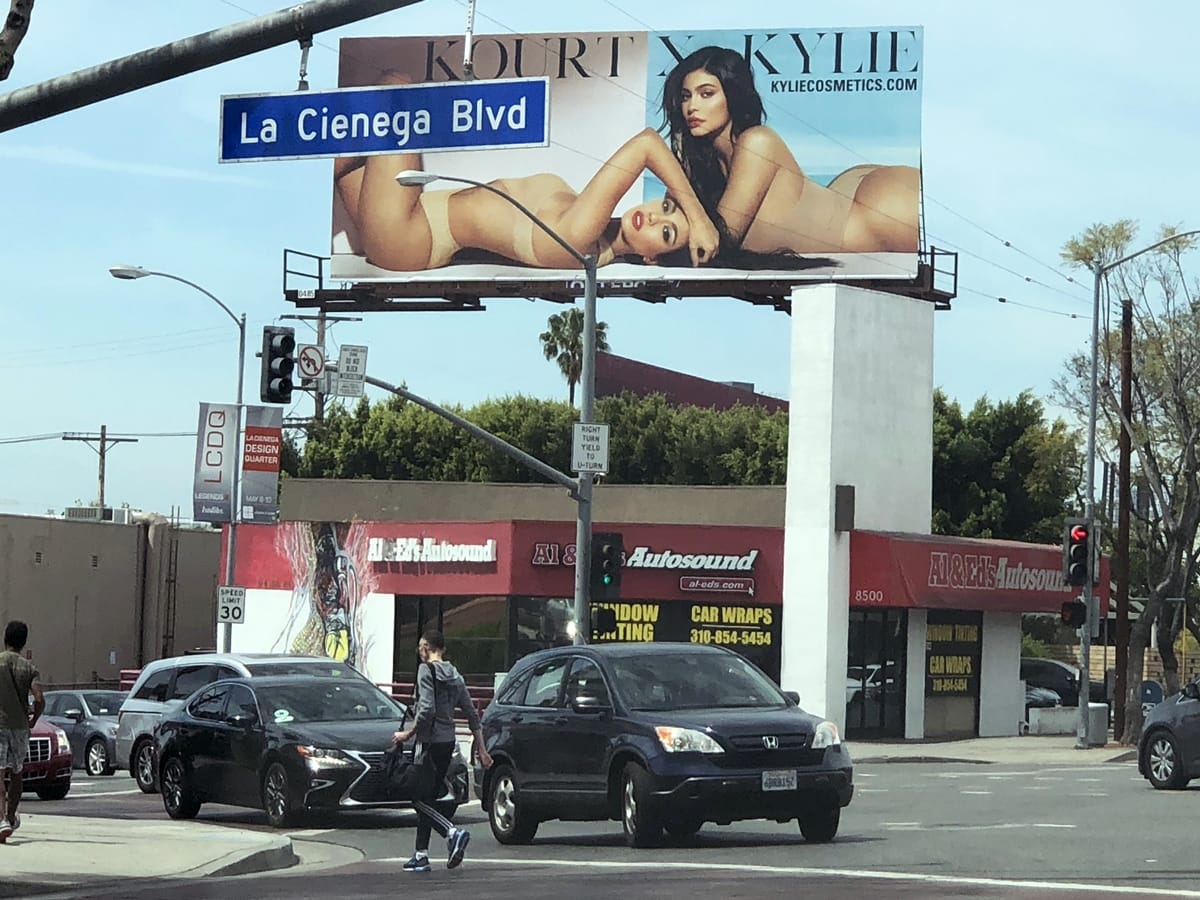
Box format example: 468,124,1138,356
0,514,220,686
281,479,786,526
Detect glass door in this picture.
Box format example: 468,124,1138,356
845,609,907,738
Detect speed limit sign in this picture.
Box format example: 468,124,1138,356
218,586,246,625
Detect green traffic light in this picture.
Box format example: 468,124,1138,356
603,574,613,585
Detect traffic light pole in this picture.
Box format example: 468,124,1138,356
571,256,599,646
223,312,246,655
1078,267,1102,749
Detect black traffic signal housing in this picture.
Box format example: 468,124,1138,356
1061,599,1087,628
590,532,623,601
260,326,295,404
1063,517,1091,587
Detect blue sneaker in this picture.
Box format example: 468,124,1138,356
402,852,431,873
446,827,471,869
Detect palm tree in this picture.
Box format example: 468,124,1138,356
539,307,610,407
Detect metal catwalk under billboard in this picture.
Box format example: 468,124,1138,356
330,27,924,290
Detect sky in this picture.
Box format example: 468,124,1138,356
1,0,1193,519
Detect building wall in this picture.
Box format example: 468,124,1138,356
979,611,1023,736
0,514,220,685
780,284,935,727
281,479,786,527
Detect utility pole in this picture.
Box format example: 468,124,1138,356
279,313,361,424
1115,297,1133,740
62,426,138,507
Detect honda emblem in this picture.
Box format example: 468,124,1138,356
762,735,779,750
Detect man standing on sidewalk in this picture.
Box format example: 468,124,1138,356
0,621,45,842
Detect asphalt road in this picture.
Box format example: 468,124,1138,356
29,760,1200,898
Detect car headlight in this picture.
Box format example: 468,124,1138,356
54,727,71,755
655,726,724,754
296,746,356,768
812,720,841,749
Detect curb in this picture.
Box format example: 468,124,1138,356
197,838,300,878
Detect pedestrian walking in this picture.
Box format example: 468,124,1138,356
391,629,492,871
0,621,45,843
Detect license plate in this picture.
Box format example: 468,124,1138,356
762,769,797,792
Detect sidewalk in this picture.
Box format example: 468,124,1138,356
0,813,302,896
848,734,1139,766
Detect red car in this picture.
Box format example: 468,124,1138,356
17,720,73,800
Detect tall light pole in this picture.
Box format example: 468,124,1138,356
1080,229,1200,748
395,170,598,645
109,264,247,654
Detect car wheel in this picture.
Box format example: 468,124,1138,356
488,765,538,845
262,761,303,828
621,762,662,848
133,739,159,794
85,738,114,777
1145,731,1188,790
36,783,70,801
798,803,841,842
160,755,201,820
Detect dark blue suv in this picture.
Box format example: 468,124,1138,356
473,642,853,848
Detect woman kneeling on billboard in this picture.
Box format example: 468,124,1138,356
334,121,721,272
661,45,921,256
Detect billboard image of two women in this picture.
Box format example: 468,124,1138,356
330,26,924,289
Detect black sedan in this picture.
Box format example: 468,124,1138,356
44,689,127,776
473,642,853,848
155,675,469,827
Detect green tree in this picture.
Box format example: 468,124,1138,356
931,389,1081,543
539,307,610,406
1059,220,1200,741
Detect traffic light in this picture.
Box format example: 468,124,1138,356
260,326,295,404
1061,599,1087,628
590,532,623,601
1063,517,1091,587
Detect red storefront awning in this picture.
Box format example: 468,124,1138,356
849,530,1110,615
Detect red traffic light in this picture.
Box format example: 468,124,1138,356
1070,524,1089,542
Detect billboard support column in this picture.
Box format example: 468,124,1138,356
571,255,599,646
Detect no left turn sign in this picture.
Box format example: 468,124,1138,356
297,344,325,379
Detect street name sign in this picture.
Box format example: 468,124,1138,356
572,423,610,475
219,78,549,162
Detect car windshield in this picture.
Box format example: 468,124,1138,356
610,652,786,711
254,681,404,724
82,692,126,715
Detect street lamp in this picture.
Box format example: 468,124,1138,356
395,170,599,645
1079,229,1200,748
109,264,247,654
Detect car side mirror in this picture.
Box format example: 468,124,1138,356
228,712,257,729
1183,683,1200,701
64,708,85,721
783,691,800,706
570,694,611,715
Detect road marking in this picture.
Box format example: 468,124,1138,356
960,790,992,795
382,856,1197,896
65,788,141,798
883,830,1080,835
857,788,888,793
1077,777,1103,782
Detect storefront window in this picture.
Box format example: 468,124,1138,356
442,595,507,678
846,609,907,738
511,596,575,664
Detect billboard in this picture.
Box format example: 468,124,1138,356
330,27,924,292
192,402,238,523
240,405,284,524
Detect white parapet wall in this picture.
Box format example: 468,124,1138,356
779,283,935,727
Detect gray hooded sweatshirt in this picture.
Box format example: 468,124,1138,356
412,659,481,744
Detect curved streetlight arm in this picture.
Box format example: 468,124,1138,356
1101,229,1200,276
402,172,591,270
140,270,241,328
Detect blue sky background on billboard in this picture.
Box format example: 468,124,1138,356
0,0,1190,517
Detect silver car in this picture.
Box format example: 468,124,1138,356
44,689,127,776
116,653,373,793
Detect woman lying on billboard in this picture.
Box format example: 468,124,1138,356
333,75,835,273
659,46,921,256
